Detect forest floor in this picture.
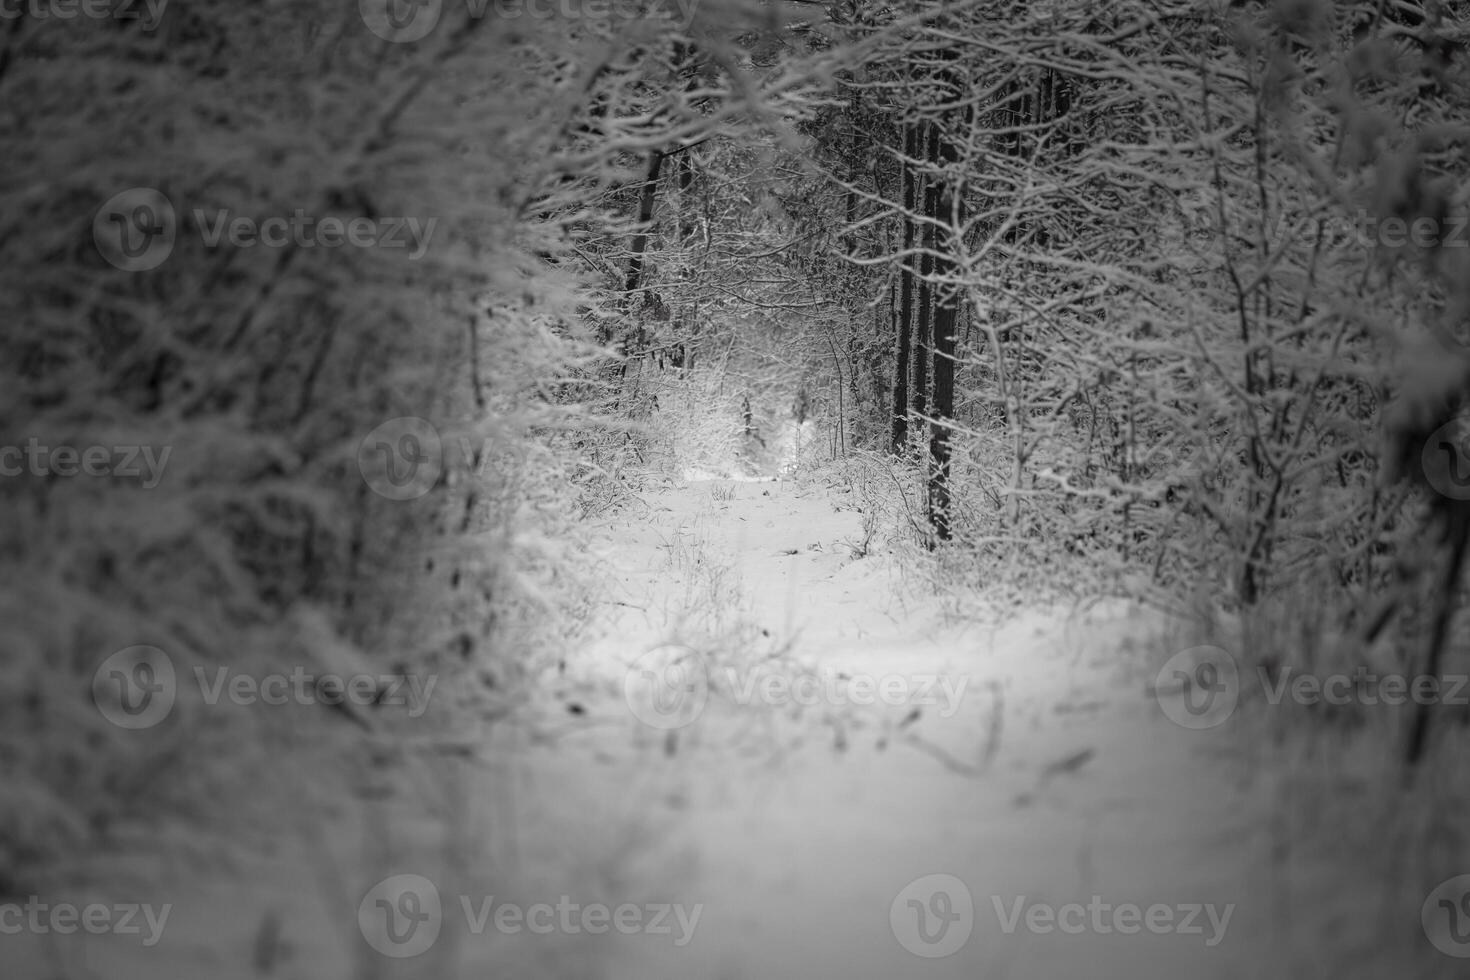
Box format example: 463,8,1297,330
20,471,1449,980
522,474,1291,980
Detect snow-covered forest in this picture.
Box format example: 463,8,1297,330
6,0,1470,977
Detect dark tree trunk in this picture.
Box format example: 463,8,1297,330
624,149,664,309
927,179,959,542
912,122,933,424
610,148,665,405
891,122,917,454
925,85,963,543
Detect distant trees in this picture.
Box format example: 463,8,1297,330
614,0,1464,763
798,0,1469,757
548,3,1470,767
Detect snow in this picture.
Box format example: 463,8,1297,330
680,418,816,483
15,475,1442,979
544,477,1285,980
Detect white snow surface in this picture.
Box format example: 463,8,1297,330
555,478,1284,980
21,477,1440,979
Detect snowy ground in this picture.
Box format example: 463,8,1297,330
18,474,1453,979
531,476,1287,980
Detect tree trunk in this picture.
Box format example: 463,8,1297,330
891,122,916,454
624,148,665,311
912,121,933,424
926,119,960,543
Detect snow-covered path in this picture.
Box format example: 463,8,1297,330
511,477,1289,980
26,477,1422,980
